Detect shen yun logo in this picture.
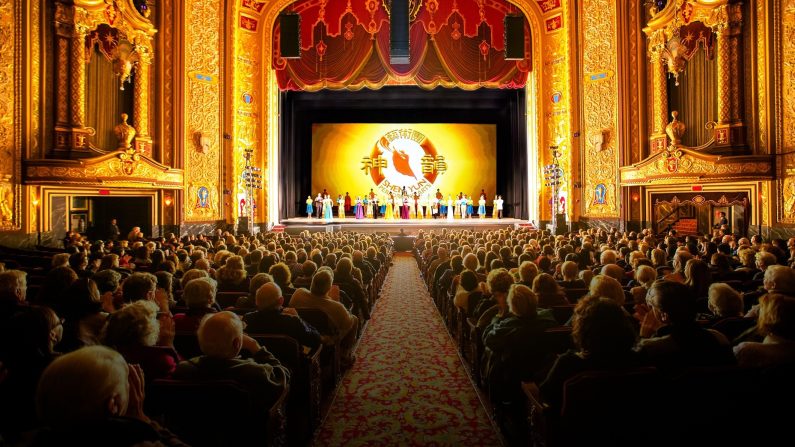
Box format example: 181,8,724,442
361,129,447,196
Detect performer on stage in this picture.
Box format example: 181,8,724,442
480,189,487,200
355,196,364,219
494,195,504,219
385,193,394,219
478,196,486,218
306,195,314,218
447,196,454,220
393,195,401,219
372,195,379,219
364,196,373,218
425,194,433,219
458,195,466,218
315,193,323,219
431,196,438,219
413,192,420,218
344,192,352,215
337,195,345,219
466,195,474,218
401,195,410,219
323,194,333,221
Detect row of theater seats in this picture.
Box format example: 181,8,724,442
418,251,795,446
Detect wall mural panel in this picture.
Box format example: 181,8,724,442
184,0,222,221
582,0,619,218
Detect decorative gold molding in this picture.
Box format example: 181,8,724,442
183,0,222,221
0,0,19,231
778,0,795,223
24,150,183,189
620,147,773,186
581,0,619,218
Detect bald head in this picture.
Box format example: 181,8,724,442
197,311,243,359
255,282,283,311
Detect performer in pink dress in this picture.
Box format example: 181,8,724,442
355,196,364,219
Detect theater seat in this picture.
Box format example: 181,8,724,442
147,379,288,447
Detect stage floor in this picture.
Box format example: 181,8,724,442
279,217,531,234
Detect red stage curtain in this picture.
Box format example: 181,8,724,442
273,0,531,91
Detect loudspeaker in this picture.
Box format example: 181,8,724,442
504,15,525,60
279,13,301,59
390,0,410,65
554,213,567,235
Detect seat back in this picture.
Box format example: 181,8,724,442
710,317,757,341
550,305,575,325
148,379,287,447
296,308,338,338
216,291,248,308
173,331,202,359
563,288,588,303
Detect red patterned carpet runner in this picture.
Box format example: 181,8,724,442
314,253,502,446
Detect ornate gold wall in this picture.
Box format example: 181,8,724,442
580,0,620,219
183,0,223,222
778,0,795,224
0,0,20,231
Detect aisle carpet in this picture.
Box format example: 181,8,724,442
314,253,502,446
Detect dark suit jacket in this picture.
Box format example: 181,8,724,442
243,309,322,349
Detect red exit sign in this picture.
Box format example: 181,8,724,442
691,185,703,192
98,190,110,195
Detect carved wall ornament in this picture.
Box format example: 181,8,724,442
665,111,687,145
114,113,137,150
193,131,212,155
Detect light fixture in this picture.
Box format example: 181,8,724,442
164,196,173,207
651,0,688,86
32,197,40,207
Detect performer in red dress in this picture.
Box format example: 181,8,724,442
413,193,420,218
344,192,352,215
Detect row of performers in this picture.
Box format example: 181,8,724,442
305,193,505,220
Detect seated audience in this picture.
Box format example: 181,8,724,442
173,278,218,332
33,346,183,445
532,273,569,308
269,262,297,305
637,280,735,369
172,312,289,412
453,270,483,316
216,255,249,293
56,278,108,352
103,300,179,381
0,270,27,322
243,282,321,350
734,293,795,368
558,261,586,289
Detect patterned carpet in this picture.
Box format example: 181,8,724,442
314,253,502,446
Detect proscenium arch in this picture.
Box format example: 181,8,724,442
254,0,550,224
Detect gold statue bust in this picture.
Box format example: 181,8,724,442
114,113,136,150
665,111,686,146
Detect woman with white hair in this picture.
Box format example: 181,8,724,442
103,300,179,381
33,345,184,445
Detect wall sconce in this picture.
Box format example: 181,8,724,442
164,196,173,207
631,193,640,202
32,197,40,207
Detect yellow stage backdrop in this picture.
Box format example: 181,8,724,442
311,123,497,201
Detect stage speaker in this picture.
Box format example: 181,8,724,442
554,214,567,235
504,15,525,60
390,0,410,65
279,13,301,59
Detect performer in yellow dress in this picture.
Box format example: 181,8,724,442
337,195,345,219
384,193,394,219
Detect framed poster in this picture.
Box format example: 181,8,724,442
70,213,87,232
71,196,88,210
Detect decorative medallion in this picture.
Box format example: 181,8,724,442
361,129,446,197
593,183,607,205
196,186,210,208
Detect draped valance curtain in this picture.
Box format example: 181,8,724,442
272,0,532,91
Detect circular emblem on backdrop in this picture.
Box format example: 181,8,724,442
362,129,446,197
242,92,254,104
551,91,563,103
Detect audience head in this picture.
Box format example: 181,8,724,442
518,261,539,284
459,270,479,293
36,346,131,428
647,280,696,325
561,261,578,281
197,311,245,359
507,284,538,318
601,264,625,282
573,297,637,358
103,300,160,348
532,273,561,297
310,269,334,296
707,283,744,318
588,274,625,305
0,269,27,305
634,265,656,289
121,272,157,304
463,253,479,272
180,269,210,289
756,293,795,340
255,282,283,311
183,277,217,309
249,272,273,296
763,265,795,295
486,268,514,295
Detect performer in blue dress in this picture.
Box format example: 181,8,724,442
305,195,314,218
323,194,333,221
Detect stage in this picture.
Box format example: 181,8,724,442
278,217,533,234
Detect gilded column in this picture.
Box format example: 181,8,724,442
712,3,745,149
53,3,73,150
648,30,668,154
70,24,87,128
133,44,153,155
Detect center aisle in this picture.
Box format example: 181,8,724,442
314,253,502,446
